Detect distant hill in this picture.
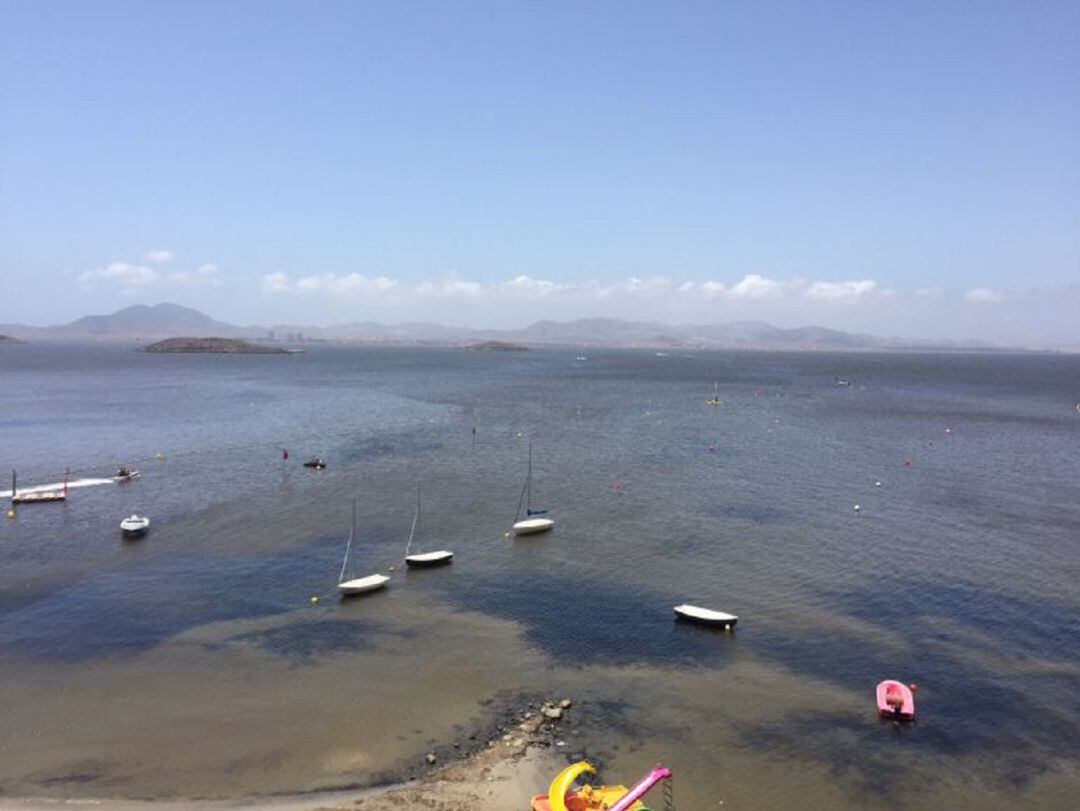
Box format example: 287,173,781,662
0,303,257,342
0,334,22,344
0,302,1019,352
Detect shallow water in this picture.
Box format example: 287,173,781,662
0,344,1078,809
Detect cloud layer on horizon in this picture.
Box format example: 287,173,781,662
66,252,1080,347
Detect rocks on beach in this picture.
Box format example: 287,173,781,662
424,696,575,768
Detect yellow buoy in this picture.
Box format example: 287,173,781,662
388,565,395,572
6,508,15,519
310,596,319,604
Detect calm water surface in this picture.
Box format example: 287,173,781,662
0,344,1078,809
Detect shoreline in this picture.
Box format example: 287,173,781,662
0,699,577,811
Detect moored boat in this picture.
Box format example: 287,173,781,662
512,443,553,536
876,679,915,720
405,550,454,567
674,603,738,629
338,500,389,596
120,514,150,536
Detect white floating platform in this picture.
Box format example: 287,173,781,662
512,517,554,535
338,574,390,595
405,550,454,567
674,604,738,627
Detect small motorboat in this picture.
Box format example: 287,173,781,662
338,573,390,595
114,467,141,483
877,680,915,720
120,514,150,537
674,604,738,629
405,550,454,567
303,457,326,469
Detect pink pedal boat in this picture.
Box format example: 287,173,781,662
877,680,915,720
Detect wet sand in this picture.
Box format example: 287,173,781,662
0,703,570,811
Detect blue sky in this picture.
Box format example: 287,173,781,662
2,1,1078,344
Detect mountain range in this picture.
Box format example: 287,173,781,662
0,302,1014,352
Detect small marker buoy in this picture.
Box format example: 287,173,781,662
310,596,319,604
854,504,861,512
504,532,511,538
388,565,396,572
909,683,918,692
6,508,15,519
874,481,883,487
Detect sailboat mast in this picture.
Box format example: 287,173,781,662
526,442,532,511
405,482,420,558
339,500,356,585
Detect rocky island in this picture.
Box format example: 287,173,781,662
0,334,23,344
142,337,291,354
465,340,528,351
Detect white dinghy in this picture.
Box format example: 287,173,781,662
512,443,553,536
338,501,390,596
674,604,738,629
120,514,150,537
404,483,453,567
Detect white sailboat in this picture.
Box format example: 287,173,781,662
512,443,553,535
338,501,390,595
405,483,453,567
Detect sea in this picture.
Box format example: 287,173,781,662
0,343,1078,810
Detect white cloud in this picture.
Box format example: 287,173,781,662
168,263,222,287
625,276,673,294
803,279,877,301
79,262,158,287
145,249,173,263
499,275,571,297
915,287,943,298
729,273,782,300
262,272,291,294
964,287,1004,304
416,277,484,298
295,273,397,296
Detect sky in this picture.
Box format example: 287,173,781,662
1,1,1078,345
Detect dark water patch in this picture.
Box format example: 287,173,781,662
204,618,409,665
708,503,789,524
740,711,935,800
747,577,1080,790
24,759,127,790
0,537,350,662
833,577,1080,666
441,572,739,668
338,432,443,464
